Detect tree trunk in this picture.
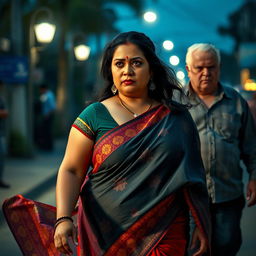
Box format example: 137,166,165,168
56,0,70,136
9,0,30,156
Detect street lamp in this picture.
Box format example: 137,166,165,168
70,32,91,61
64,33,91,123
74,44,91,61
29,7,56,62
27,7,56,156
34,22,56,43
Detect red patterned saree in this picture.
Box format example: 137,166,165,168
2,104,210,256
2,194,60,255
76,104,210,256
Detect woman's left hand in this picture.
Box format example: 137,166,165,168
54,220,78,255
190,226,208,256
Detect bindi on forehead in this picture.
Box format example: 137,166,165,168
126,56,129,60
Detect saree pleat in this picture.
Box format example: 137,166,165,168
148,213,188,256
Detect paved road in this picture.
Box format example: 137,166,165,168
0,139,255,255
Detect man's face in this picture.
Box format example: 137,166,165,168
186,50,220,96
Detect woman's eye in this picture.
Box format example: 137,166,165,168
132,61,142,67
115,62,124,68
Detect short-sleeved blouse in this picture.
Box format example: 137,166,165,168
72,102,118,142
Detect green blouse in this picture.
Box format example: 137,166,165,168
73,102,118,142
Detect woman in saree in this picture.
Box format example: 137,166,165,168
54,31,211,256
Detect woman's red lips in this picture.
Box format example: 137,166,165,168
123,80,134,85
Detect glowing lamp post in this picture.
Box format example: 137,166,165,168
74,44,91,61
27,7,56,156
34,22,56,43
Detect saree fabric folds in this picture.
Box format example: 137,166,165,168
73,104,211,256
2,104,210,256
2,194,60,256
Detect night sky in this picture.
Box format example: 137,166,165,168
109,0,244,74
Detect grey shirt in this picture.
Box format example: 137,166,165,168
184,83,256,203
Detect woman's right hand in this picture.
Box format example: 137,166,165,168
54,220,78,256
190,226,208,256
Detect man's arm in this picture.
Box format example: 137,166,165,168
240,98,256,206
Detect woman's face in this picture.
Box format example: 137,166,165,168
111,43,151,97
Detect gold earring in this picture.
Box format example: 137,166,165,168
111,84,117,95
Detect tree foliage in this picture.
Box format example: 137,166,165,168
24,0,143,35
19,0,145,135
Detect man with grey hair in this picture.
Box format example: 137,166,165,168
184,43,256,255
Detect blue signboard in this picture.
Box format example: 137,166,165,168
0,55,28,84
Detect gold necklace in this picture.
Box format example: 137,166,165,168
118,95,152,118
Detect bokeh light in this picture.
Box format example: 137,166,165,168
169,55,180,66
163,40,174,51
176,70,185,80
143,11,157,23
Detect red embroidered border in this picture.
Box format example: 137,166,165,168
72,124,94,140
3,194,59,255
92,106,169,173
105,195,175,256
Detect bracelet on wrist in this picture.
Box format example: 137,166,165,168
56,216,73,224
54,216,73,229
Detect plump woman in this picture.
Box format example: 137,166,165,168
54,31,211,256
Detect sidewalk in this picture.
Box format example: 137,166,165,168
0,138,66,255
0,139,66,203
0,139,255,255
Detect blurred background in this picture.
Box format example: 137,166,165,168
0,0,256,255
0,0,256,156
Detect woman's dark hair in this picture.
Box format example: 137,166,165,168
99,31,186,110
